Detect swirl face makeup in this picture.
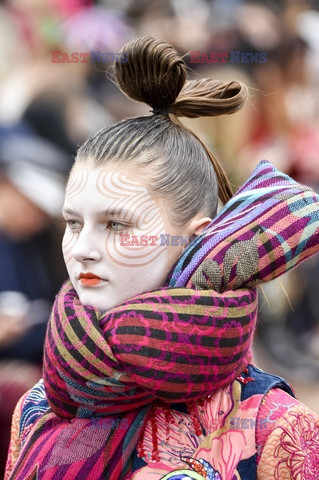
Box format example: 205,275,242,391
62,163,195,311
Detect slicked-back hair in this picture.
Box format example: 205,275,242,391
76,36,249,226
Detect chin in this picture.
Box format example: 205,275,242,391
78,291,103,309
77,290,116,312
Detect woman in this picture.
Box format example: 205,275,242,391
5,36,319,480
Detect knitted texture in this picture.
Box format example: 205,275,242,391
6,160,319,480
44,283,256,416
168,160,319,289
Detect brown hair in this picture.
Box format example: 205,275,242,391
76,36,248,225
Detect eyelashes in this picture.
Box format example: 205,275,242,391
65,220,81,231
106,221,129,232
64,219,131,233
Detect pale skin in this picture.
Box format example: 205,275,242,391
62,160,212,311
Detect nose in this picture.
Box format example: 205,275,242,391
72,228,102,263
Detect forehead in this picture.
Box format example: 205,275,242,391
64,163,153,208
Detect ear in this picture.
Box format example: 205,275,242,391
187,215,212,237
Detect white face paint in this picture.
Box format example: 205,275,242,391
62,163,190,311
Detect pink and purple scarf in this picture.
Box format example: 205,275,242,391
7,161,319,479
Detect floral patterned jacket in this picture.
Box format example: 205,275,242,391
6,364,319,479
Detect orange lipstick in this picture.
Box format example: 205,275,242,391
79,273,103,287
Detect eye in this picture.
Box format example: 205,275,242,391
66,219,81,231
107,221,127,231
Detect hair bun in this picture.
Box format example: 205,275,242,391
170,79,248,118
115,36,187,111
115,36,248,119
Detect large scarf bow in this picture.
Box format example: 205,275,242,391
9,161,319,480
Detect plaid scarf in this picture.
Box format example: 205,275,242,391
8,161,319,480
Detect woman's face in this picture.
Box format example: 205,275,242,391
62,162,211,311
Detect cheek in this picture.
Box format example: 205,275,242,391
62,228,77,267
63,171,88,265
104,231,166,268
98,170,169,268
104,206,168,268
116,250,174,294
103,221,183,271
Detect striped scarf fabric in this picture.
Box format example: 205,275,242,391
7,161,319,480
168,160,319,289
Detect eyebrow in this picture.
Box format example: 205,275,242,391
62,207,79,216
101,208,135,217
62,207,135,217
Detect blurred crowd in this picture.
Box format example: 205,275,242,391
0,0,319,474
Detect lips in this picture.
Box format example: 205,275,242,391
79,272,105,287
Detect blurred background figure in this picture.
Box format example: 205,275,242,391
0,0,319,471
234,11,319,382
0,1,130,471
0,128,71,475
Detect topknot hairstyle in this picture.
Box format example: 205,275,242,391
116,36,247,119
76,36,249,225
